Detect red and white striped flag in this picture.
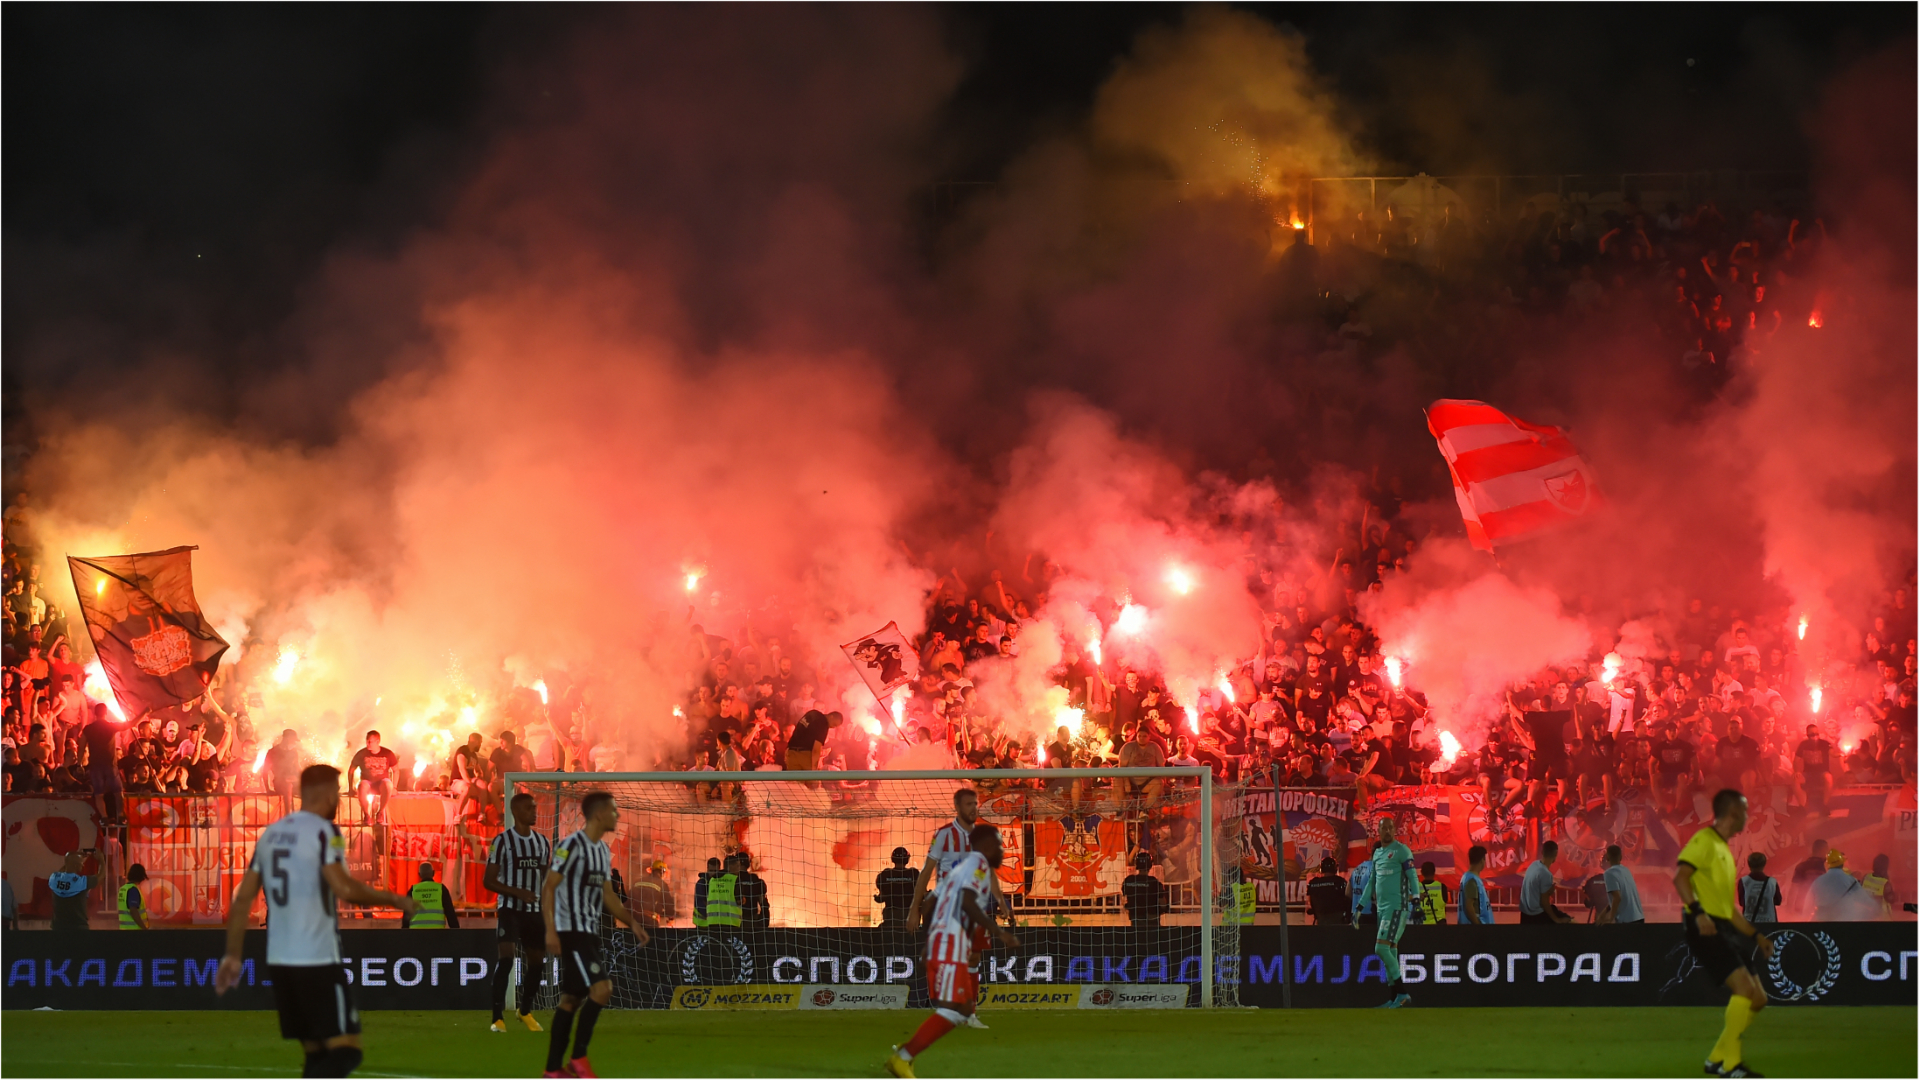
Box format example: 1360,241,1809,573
1425,399,1602,551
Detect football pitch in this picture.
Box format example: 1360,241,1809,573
3,1007,1913,1078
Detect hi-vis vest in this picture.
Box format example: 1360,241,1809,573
1225,881,1257,924
117,883,143,929
705,873,742,927
1861,874,1892,916
409,881,448,928
1419,880,1446,924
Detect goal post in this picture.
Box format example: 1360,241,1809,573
503,767,1246,1010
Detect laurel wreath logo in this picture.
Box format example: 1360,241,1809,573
1765,930,1841,1002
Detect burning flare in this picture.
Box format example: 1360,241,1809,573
1797,617,1808,641
82,660,126,721
1431,729,1463,771
413,758,430,779
94,577,108,596
1807,311,1823,329
1055,705,1085,732
252,745,270,773
1384,656,1403,689
1114,603,1148,636
532,679,549,705
1184,705,1199,733
1809,686,1823,713
1216,675,1235,703
1601,652,1623,686
1087,636,1102,666
1165,567,1193,595
272,647,300,686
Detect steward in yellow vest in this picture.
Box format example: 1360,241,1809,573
1418,862,1447,924
118,864,150,930
402,862,459,929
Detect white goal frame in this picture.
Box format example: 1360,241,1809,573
506,766,1223,1007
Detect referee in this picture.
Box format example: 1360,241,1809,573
216,764,418,1078
1674,788,1775,1079
485,792,552,1033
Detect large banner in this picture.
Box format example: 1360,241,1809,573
3,929,495,1010
8,924,1913,1011
2,794,499,924
1029,813,1127,898
1236,787,1358,904
67,547,229,718
1234,923,1918,1008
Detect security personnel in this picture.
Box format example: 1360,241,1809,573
118,864,151,929
402,862,459,929
874,848,918,929
1740,852,1781,924
1861,853,1895,917
1417,861,1447,925
632,859,676,929
727,851,770,932
1306,857,1351,925
1121,852,1168,929
1222,868,1257,925
699,856,742,929
692,857,722,928
49,851,93,934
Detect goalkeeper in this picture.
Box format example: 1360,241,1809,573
1367,817,1418,1009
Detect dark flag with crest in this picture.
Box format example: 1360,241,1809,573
67,547,229,719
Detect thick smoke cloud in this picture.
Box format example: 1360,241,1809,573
14,11,1914,766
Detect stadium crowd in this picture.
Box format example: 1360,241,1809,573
1302,185,1835,400
2,194,1911,911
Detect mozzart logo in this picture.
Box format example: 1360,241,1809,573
671,984,801,1010
977,987,1078,1008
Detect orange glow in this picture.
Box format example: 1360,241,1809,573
1808,311,1823,328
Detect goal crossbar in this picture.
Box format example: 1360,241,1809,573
506,767,1222,1006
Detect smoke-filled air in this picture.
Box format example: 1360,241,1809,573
9,7,1913,793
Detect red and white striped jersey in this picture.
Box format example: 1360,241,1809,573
927,850,991,940
926,817,973,876
1426,398,1603,551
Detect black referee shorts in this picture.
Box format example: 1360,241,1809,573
496,908,547,955
1685,927,1750,986
270,964,360,1043
557,931,608,998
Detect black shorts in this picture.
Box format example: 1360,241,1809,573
496,908,547,955
1686,928,1750,986
270,964,360,1043
557,931,608,997
1534,757,1570,783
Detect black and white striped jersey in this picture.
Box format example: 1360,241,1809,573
486,827,552,913
549,829,611,934
249,809,345,966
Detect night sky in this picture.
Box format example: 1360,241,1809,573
4,4,1911,453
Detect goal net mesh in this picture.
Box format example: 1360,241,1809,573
506,770,1248,1010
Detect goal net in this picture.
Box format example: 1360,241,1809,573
503,767,1248,1011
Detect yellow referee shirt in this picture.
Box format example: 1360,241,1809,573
1677,826,1737,919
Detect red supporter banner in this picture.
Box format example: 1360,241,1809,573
1029,813,1126,898
1,793,498,924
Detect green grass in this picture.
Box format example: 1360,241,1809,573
4,1007,1913,1077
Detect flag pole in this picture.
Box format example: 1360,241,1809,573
1269,764,1293,1010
